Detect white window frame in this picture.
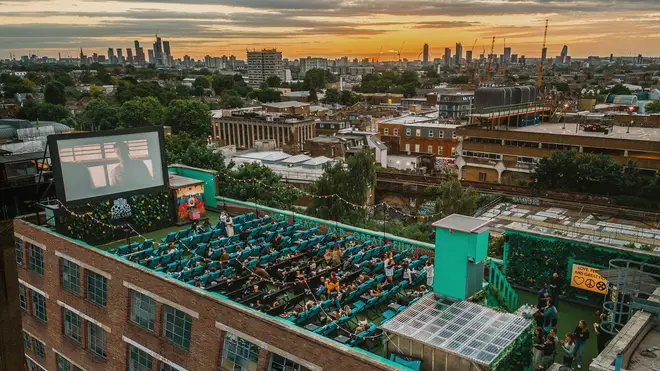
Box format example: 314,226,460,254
384,128,389,135
428,130,434,138
393,128,398,136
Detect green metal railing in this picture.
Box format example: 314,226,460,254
487,259,519,311
216,196,435,253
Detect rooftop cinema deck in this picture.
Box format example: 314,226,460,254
112,211,433,354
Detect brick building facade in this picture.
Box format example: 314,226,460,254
13,218,398,371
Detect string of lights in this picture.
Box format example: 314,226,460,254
221,173,447,218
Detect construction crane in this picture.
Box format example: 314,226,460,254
502,38,507,77
371,46,383,63
486,36,495,81
393,41,406,62
537,19,548,88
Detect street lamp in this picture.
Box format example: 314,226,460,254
562,103,569,129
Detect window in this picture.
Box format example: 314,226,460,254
427,145,433,154
33,339,45,358
452,131,457,139
160,364,178,371
61,259,81,294
437,145,444,155
269,354,309,371
57,354,71,371
23,331,32,350
479,172,487,182
461,169,467,179
163,306,192,350
19,284,28,312
86,271,107,306
415,129,421,137
383,128,389,135
32,291,47,322
438,130,444,138
28,243,44,275
451,147,457,156
63,308,82,343
393,128,398,136
404,144,410,153
130,290,156,331
405,128,411,136
26,358,46,371
129,344,153,371
428,130,434,137
15,237,23,265
221,333,260,371
88,322,107,358
414,144,420,153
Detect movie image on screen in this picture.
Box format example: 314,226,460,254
54,131,165,202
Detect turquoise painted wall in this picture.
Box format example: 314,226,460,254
434,227,489,300
169,166,218,208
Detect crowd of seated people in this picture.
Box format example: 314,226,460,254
113,211,433,348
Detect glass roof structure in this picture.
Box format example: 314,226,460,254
381,294,531,366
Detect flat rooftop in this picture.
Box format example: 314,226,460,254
104,210,432,358
511,123,660,142
481,203,660,251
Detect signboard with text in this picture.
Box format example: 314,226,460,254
570,263,608,294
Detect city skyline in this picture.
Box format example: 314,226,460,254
2,0,660,60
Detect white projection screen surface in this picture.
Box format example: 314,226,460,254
56,131,165,201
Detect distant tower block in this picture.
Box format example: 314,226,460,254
432,214,490,300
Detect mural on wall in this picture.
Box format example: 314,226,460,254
435,157,457,175
60,191,173,245
175,183,207,223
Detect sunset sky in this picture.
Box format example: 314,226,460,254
2,0,659,61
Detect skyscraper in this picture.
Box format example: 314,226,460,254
147,49,155,64
163,41,171,66
107,48,115,64
560,45,568,57
511,54,518,64
247,49,284,87
79,48,87,66
503,47,511,63
116,48,124,64
465,50,473,64
126,48,134,64
444,48,451,66
455,42,463,66
541,47,548,62
154,37,163,65
423,43,429,64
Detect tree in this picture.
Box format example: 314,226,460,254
308,88,318,103
427,180,479,217
165,134,297,209
646,100,660,113
304,68,336,90
248,89,281,103
220,93,244,109
118,96,164,128
164,99,211,137
55,73,75,87
77,99,119,131
532,149,631,196
193,77,210,90
18,99,71,122
307,150,376,224
606,84,631,95
166,133,226,173
44,80,67,105
323,88,340,104
450,75,470,84
266,75,282,88
340,90,360,106
221,163,299,210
